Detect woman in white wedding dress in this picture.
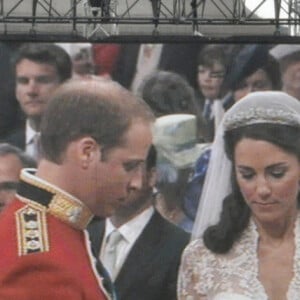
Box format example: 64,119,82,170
177,91,300,300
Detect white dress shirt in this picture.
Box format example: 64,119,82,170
25,120,40,160
100,206,154,280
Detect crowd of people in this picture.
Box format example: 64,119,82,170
0,41,299,299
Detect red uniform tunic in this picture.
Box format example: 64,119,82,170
0,170,111,300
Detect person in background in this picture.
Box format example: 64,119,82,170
0,143,36,213
0,42,23,140
139,70,206,142
182,44,282,227
270,44,300,100
88,145,189,300
227,44,282,102
153,114,208,232
178,91,300,299
196,44,229,142
3,43,72,161
0,78,154,299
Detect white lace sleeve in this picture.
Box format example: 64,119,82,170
177,239,208,300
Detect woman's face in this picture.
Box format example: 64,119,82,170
234,138,300,225
233,69,273,102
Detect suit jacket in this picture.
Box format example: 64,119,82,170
0,170,111,300
111,43,202,90
0,42,23,139
88,210,190,300
2,126,26,150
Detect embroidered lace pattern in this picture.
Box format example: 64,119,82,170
178,214,300,300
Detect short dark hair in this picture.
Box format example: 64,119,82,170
40,78,154,164
197,44,227,69
204,123,300,254
13,43,72,82
139,70,197,117
260,55,282,91
146,145,157,171
231,54,282,91
0,143,37,168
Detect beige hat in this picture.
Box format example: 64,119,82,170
269,44,300,60
153,114,209,169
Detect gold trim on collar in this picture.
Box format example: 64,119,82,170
48,194,93,230
20,169,94,230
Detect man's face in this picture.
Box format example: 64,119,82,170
197,62,225,100
115,163,156,217
86,120,153,217
282,60,300,99
15,59,61,118
0,154,23,212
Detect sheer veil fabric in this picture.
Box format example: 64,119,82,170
192,91,300,240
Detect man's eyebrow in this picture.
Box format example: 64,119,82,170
0,181,19,190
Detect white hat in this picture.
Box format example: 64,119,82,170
269,44,300,60
153,114,209,169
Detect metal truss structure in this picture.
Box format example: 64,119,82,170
0,0,300,39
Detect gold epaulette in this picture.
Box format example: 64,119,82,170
19,169,94,231
15,203,49,256
48,194,94,230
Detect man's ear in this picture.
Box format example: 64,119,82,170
148,167,157,188
77,137,100,169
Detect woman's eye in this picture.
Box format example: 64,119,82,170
239,171,254,180
270,170,285,178
242,174,254,180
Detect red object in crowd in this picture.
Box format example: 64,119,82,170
92,44,121,76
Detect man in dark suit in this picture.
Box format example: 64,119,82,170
88,145,190,300
3,43,72,161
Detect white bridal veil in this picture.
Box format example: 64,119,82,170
192,91,300,239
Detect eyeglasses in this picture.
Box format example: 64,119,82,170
198,66,225,79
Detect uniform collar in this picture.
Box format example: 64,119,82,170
17,168,94,230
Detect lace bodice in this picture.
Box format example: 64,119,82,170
177,215,300,300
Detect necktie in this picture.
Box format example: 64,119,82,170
89,240,118,300
203,100,213,121
102,230,123,281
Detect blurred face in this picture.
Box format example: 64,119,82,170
0,154,23,212
114,163,156,217
16,59,61,118
87,120,153,217
234,69,272,102
234,138,300,225
197,62,224,100
282,60,300,99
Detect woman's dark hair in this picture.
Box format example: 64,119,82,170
204,123,300,253
260,55,282,91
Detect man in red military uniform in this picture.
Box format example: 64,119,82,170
0,78,154,300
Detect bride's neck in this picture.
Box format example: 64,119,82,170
255,213,297,247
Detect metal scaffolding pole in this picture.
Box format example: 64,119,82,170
0,0,298,38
